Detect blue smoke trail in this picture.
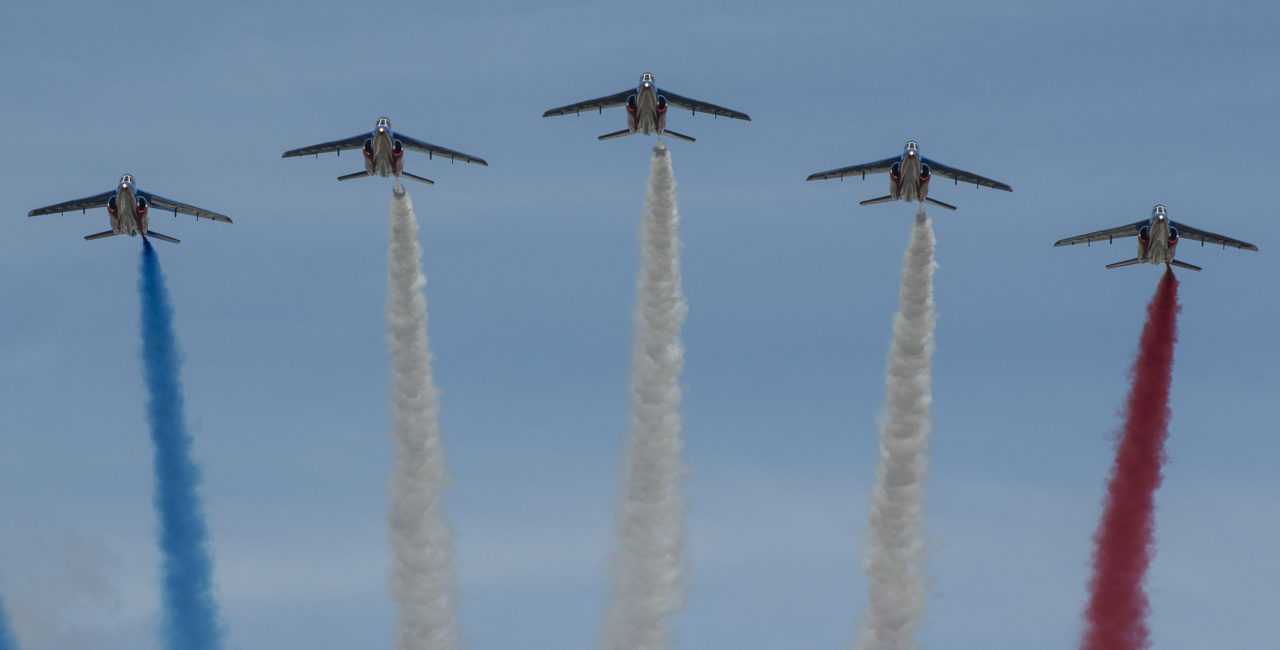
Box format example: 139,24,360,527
0,590,19,650
139,239,224,650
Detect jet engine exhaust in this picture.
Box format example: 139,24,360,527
0,590,19,650
1080,267,1180,650
138,239,225,650
853,206,937,650
602,142,690,650
386,182,460,650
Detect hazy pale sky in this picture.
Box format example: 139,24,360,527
1,1,1277,649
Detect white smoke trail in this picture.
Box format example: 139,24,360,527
853,206,937,650
386,181,460,650
603,142,689,650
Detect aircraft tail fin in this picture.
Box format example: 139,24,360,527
144,231,181,244
598,129,634,141
399,171,435,185
859,195,897,206
1169,259,1202,272
661,129,696,143
1105,258,1142,269
84,230,120,241
337,171,371,181
924,197,958,211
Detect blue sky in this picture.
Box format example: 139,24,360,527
1,1,1277,648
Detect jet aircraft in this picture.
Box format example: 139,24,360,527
282,117,487,184
1054,204,1258,271
27,174,231,244
806,141,1012,210
541,72,750,142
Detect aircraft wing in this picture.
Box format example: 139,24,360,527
657,88,751,121
805,156,900,182
1170,221,1259,251
281,133,368,158
396,134,488,166
142,193,233,223
1053,220,1147,247
542,89,634,117
27,191,116,217
920,157,1013,191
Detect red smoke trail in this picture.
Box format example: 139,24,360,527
1081,267,1180,650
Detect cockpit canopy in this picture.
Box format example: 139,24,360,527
120,173,135,184
1154,205,1167,214
377,117,391,128
905,141,919,151
640,72,654,85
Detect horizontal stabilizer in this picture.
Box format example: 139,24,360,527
598,129,634,141
924,197,958,211
1169,259,1202,272
145,231,181,244
858,195,896,206
399,171,435,185
661,129,696,143
337,171,371,181
84,230,120,241
1105,258,1142,269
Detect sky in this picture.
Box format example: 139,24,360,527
1,1,1278,649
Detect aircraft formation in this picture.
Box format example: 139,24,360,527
8,69,1264,650
23,71,1260,267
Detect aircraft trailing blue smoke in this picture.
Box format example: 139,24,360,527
139,239,224,650
0,590,19,650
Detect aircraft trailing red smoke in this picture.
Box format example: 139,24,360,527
1081,267,1180,650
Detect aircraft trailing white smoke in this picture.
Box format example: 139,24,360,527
603,142,690,650
853,207,938,650
386,182,460,650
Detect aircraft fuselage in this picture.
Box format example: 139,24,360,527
107,175,148,237
1137,205,1179,265
626,74,668,136
889,142,931,204
364,119,405,178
